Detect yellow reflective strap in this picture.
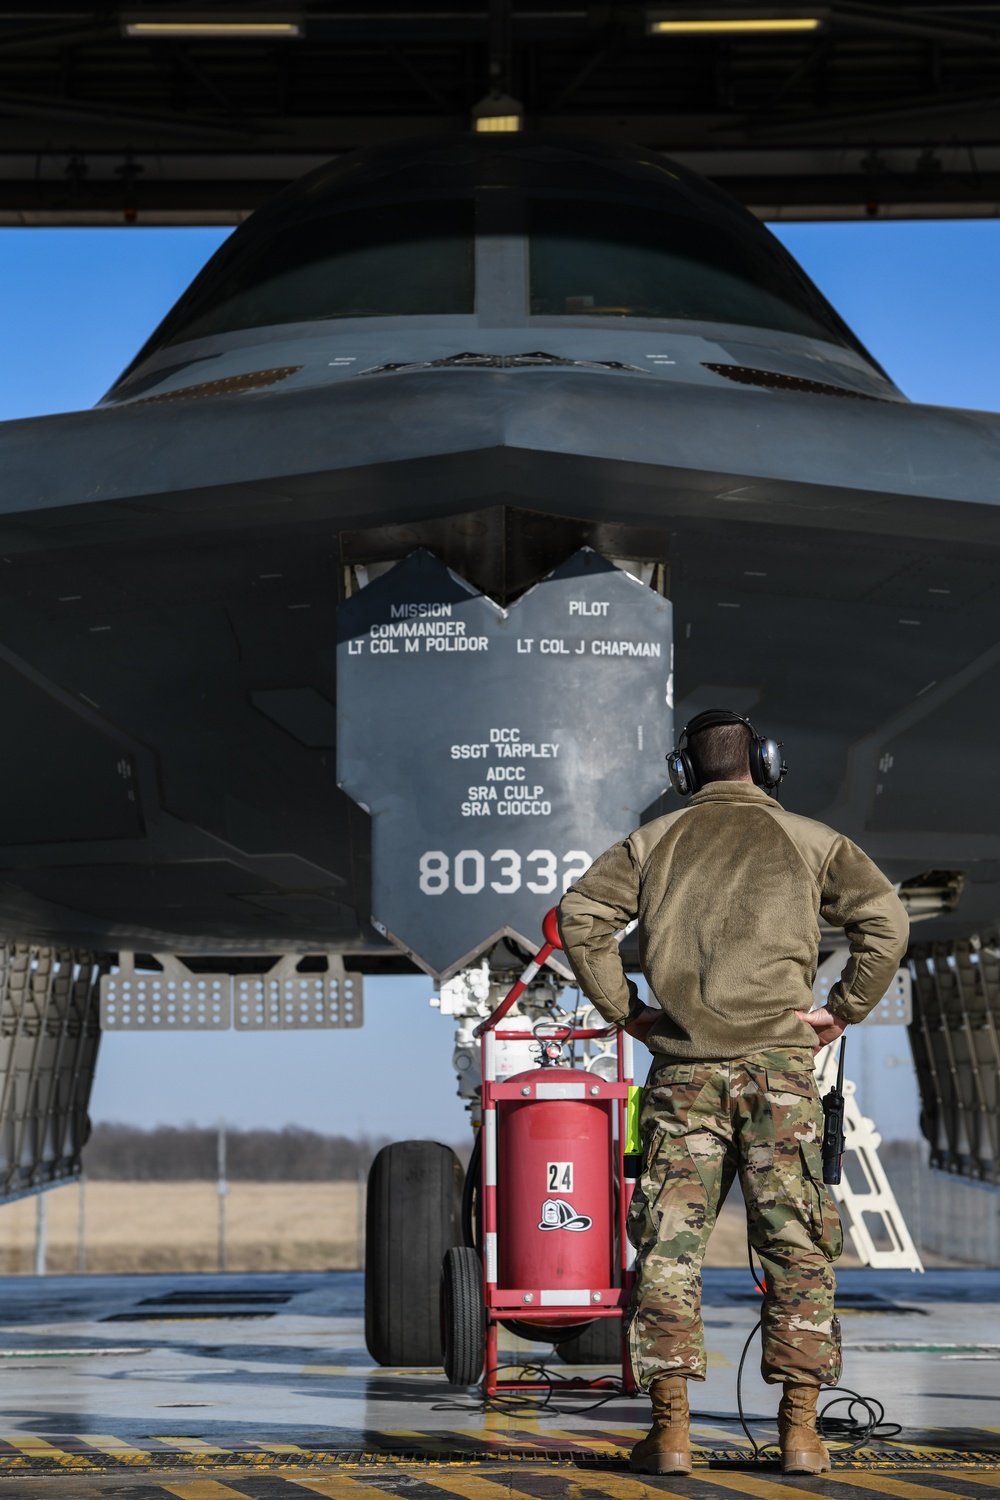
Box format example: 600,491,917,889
625,1085,643,1156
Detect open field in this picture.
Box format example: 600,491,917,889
0,1180,865,1275
0,1180,365,1275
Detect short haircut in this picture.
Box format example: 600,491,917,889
689,721,752,784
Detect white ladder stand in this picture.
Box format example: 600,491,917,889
812,950,923,1272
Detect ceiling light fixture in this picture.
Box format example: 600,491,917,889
647,8,826,35
471,91,523,133
122,13,302,38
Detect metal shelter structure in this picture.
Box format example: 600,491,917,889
0,945,103,1199
2,3,1000,223
910,941,1000,1187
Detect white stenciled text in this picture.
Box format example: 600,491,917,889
418,848,591,896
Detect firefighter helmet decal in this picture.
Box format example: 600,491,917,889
538,1197,593,1232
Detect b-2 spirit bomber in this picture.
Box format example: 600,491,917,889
0,135,996,1224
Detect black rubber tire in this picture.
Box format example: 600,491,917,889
441,1245,485,1386
365,1140,464,1366
556,1317,623,1365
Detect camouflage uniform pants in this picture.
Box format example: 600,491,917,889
626,1047,843,1390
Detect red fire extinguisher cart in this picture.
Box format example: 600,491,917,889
441,908,638,1397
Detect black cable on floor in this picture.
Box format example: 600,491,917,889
818,1389,901,1454
433,1361,630,1416
735,1232,902,1458
736,1314,768,1456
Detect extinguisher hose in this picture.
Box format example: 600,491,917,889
462,1130,482,1249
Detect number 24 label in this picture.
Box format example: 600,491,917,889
547,1162,573,1192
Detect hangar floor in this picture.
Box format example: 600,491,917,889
0,1268,994,1498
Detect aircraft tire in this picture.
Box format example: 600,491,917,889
365,1139,464,1366
441,1245,485,1386
556,1318,623,1364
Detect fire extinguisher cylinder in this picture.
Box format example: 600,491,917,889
498,1068,615,1296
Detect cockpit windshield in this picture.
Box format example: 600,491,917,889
529,199,849,345
163,199,476,345
152,184,855,354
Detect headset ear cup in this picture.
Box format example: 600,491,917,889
760,738,783,788
667,749,697,797
682,750,698,796
750,737,784,790
749,737,764,787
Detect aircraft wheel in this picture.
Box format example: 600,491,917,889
365,1140,463,1366
501,1317,593,1344
556,1318,623,1364
441,1245,485,1386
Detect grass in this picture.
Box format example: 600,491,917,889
0,1180,864,1275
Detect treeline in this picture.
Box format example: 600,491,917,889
84,1123,393,1181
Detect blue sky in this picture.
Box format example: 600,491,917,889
2,216,976,1143
1,219,999,419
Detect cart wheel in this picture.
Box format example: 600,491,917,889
556,1318,623,1365
365,1140,463,1366
441,1245,485,1386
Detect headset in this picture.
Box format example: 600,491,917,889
666,708,787,797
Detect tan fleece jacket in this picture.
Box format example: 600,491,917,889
558,780,909,1059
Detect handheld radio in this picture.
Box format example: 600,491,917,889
821,1036,847,1185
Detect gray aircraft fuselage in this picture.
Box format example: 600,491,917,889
0,134,996,963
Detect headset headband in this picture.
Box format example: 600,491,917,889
666,708,786,798
679,709,756,746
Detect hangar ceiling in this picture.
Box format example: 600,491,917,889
2,3,1000,222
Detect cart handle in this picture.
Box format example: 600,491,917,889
484,1027,617,1042
473,907,563,1038
530,1020,618,1041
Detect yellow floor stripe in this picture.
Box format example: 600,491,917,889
583,1418,751,1451
825,1474,985,1500
554,1474,700,1500
0,1437,75,1452
289,1480,392,1498
380,1428,546,1455
430,1473,574,1500
519,1425,624,1452
155,1439,233,1455
159,1484,253,1499
693,1425,755,1449
692,1470,828,1500
932,1475,1000,1489
0,1436,94,1468
378,1430,471,1453
78,1433,153,1461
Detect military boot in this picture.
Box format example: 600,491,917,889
778,1382,831,1474
629,1376,692,1475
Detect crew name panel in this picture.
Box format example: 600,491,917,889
337,548,672,977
